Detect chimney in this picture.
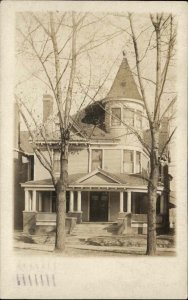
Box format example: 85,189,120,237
43,94,53,122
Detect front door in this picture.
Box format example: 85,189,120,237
90,192,108,221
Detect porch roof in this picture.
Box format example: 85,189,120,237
21,169,151,188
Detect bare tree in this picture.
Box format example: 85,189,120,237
78,12,177,255
16,12,176,255
118,13,176,255
16,11,122,251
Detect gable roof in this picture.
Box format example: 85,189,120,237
106,57,142,100
74,168,123,184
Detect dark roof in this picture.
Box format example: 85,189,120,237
106,58,142,100
20,131,33,154
73,101,118,141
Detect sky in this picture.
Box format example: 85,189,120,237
15,12,176,128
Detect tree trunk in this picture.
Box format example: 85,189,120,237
55,144,68,252
55,182,66,251
147,163,159,255
147,128,159,256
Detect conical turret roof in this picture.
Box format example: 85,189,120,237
107,57,142,100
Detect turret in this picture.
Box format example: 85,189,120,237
103,56,144,143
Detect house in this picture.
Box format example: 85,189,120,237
21,57,171,235
14,103,34,229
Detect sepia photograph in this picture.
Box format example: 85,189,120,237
0,1,187,299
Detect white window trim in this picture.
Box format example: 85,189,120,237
110,105,123,128
123,106,135,127
121,149,143,175
90,148,104,172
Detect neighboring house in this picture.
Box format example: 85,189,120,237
167,104,177,230
14,103,34,229
21,57,173,234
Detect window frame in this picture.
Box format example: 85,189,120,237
136,151,142,174
123,107,134,127
123,149,134,174
91,149,103,171
110,106,122,127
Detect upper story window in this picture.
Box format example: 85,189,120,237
111,107,121,126
136,151,141,173
123,150,134,173
91,149,102,171
135,110,142,129
53,150,60,173
124,108,134,126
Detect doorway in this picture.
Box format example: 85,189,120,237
90,192,109,221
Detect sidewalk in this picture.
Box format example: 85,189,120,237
14,230,176,256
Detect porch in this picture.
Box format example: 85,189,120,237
22,189,167,234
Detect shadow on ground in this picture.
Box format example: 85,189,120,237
15,235,36,244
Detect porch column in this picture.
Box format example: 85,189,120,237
77,191,82,212
32,190,37,211
38,192,42,212
69,191,74,212
120,191,124,213
24,189,30,211
127,191,131,213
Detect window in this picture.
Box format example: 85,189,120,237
91,149,102,171
53,150,60,172
123,150,134,173
123,108,134,126
136,151,141,173
135,110,142,129
111,107,121,126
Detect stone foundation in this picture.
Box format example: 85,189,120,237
23,211,77,235
67,212,83,224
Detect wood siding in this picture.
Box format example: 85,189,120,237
68,149,88,174
104,149,121,173
34,152,50,180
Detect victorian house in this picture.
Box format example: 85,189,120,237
21,57,171,235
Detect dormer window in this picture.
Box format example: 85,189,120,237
111,107,121,126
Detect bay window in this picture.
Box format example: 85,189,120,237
123,150,134,173
136,151,141,173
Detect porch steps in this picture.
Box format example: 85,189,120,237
67,222,118,244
